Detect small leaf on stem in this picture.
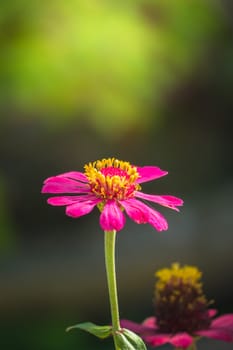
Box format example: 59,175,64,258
66,322,112,339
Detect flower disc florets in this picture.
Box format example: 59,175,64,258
84,158,140,201
155,263,211,333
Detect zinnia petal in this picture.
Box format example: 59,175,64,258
211,314,233,328
136,166,168,184
196,328,233,342
100,201,126,231
145,334,170,346
42,176,89,193
120,199,168,231
135,192,183,211
142,317,159,330
120,318,165,347
66,198,100,218
142,318,193,348
56,171,88,182
147,206,168,231
119,199,149,224
198,315,233,341
208,309,218,318
169,333,193,349
120,320,156,335
47,194,98,206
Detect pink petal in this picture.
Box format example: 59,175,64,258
57,171,88,182
135,192,183,211
169,333,194,349
120,317,193,348
195,310,233,343
45,171,88,183
120,199,168,231
42,176,89,193
211,314,233,328
65,198,100,218
100,201,126,231
47,194,98,206
147,206,168,231
145,334,170,346
143,317,159,329
119,199,149,224
136,166,168,184
196,328,233,342
120,320,156,335
208,309,218,318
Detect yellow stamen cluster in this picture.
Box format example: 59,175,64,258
84,158,140,200
154,263,211,333
156,263,202,295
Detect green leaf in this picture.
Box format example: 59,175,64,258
66,322,112,339
115,329,147,350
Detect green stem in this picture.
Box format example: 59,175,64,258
104,230,121,350
190,343,197,350
175,341,197,350
175,342,197,350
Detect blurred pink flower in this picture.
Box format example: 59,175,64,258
42,158,183,232
121,263,233,349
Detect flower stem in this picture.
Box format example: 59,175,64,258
175,341,197,350
176,342,197,350
104,230,121,350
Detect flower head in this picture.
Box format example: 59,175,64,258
155,263,211,334
42,158,183,232
121,263,233,349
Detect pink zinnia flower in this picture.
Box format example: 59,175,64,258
42,158,183,232
121,263,233,349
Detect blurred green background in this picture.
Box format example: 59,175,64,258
1,0,233,349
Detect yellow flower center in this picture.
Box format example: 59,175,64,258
84,158,141,201
154,263,211,333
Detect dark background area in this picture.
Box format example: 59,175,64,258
0,1,233,349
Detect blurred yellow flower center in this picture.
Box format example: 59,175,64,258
155,263,211,333
84,158,140,200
